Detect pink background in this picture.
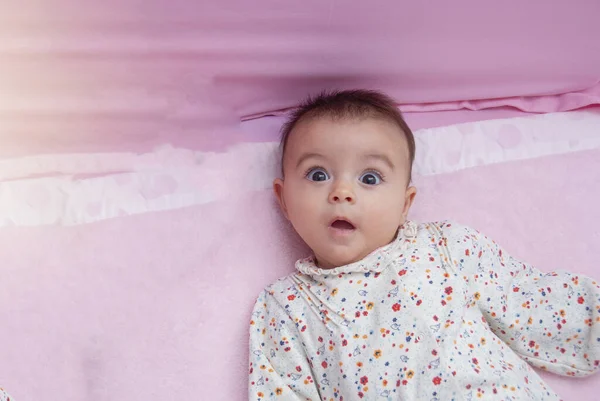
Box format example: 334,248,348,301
1,1,600,400
2,147,599,400
2,0,600,156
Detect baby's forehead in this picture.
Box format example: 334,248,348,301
288,114,409,151
281,116,412,177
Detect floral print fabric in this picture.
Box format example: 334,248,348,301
0,389,13,401
248,221,600,400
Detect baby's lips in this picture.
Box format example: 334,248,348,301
330,219,356,230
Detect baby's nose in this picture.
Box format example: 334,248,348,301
328,182,356,204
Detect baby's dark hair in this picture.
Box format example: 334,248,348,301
279,89,416,181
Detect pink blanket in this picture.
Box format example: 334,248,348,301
1,111,599,400
2,2,600,398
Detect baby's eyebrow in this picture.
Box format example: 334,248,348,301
295,152,324,169
363,154,395,170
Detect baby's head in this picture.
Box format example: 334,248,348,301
274,89,417,269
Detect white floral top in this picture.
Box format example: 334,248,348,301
248,221,600,400
0,389,13,401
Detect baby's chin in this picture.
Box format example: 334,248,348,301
315,247,375,270
313,234,399,269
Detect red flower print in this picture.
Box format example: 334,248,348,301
513,287,520,292
322,361,328,368
432,376,442,385
465,249,470,256
360,376,369,385
398,269,407,276
358,392,364,398
472,358,478,364
296,366,302,372
342,339,348,346
578,296,585,304
445,286,453,295
529,341,536,348
392,303,401,312
287,294,296,301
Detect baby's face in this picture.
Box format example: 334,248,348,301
274,117,416,269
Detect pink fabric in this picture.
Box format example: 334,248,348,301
0,107,546,159
241,107,536,144
245,83,600,120
2,0,600,144
0,107,535,159
2,1,600,399
399,84,600,113
1,148,599,400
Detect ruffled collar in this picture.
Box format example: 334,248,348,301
295,220,418,276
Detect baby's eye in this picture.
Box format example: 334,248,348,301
306,168,330,182
359,171,382,185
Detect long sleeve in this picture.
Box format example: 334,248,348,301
451,223,600,377
248,289,321,401
0,388,14,401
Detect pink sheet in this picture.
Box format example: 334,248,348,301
2,0,600,147
0,108,538,158
1,111,600,400
1,148,599,400
2,1,600,399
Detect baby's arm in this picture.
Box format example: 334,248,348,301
449,223,600,377
0,388,14,401
248,289,320,401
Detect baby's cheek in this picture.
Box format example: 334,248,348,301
371,201,404,228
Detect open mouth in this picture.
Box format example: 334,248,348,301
330,219,356,231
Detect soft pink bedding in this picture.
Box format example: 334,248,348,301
1,110,599,400
2,2,600,400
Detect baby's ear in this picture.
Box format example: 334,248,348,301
273,178,289,219
401,186,417,221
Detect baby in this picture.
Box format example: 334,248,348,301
248,89,600,400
